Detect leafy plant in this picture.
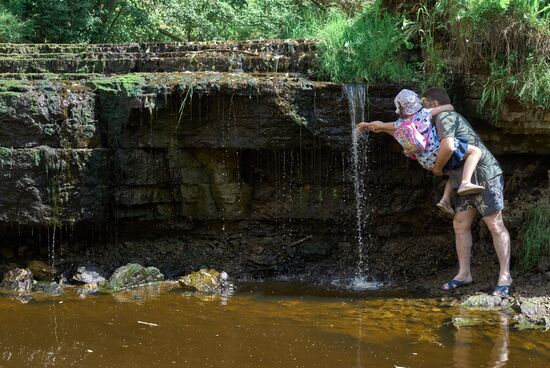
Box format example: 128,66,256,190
520,200,550,270
315,3,415,83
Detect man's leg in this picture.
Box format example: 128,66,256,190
483,211,512,286
443,207,477,289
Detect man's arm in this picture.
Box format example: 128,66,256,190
432,137,454,176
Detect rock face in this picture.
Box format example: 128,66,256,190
0,39,548,280
179,268,232,293
107,263,164,290
1,268,33,293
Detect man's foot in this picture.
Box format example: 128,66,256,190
436,201,454,215
457,183,484,196
442,279,472,291
493,284,511,297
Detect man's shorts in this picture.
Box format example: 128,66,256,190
454,174,505,217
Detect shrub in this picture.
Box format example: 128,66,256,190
520,200,550,271
315,3,415,83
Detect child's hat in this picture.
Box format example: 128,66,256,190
394,89,422,115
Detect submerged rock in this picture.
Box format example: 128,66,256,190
1,268,34,293
28,260,57,281
178,268,233,294
107,263,164,291
33,281,64,296
72,266,107,285
452,316,484,328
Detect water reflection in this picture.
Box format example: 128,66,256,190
111,283,162,303
452,312,510,368
490,314,510,368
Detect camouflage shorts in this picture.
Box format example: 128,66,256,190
454,174,505,217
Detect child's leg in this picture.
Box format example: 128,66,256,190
437,179,455,214
461,145,481,185
441,179,453,204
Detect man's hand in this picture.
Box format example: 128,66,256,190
432,166,444,176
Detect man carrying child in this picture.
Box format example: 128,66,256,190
357,87,512,296
422,87,512,297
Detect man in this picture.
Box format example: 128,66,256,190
422,87,512,297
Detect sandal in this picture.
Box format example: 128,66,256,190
457,183,484,196
436,201,454,215
493,284,511,297
442,279,472,291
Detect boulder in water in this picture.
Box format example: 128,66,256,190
515,297,550,330
461,293,512,310
2,268,33,293
106,263,164,291
178,268,233,294
28,260,57,281
72,266,107,285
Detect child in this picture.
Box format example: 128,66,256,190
356,89,484,214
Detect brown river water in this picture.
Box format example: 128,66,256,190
0,281,548,368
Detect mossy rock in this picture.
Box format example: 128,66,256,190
106,263,164,291
178,268,229,293
461,293,513,310
27,260,57,281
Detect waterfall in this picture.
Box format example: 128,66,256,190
343,84,377,289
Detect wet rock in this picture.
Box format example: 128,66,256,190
33,281,64,296
461,293,512,309
106,263,164,291
27,260,57,281
179,268,233,294
72,266,107,285
76,283,101,298
1,268,33,293
514,297,550,331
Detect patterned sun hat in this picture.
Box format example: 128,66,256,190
394,89,422,115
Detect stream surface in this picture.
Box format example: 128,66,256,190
0,281,547,368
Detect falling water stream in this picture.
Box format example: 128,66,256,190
342,84,378,290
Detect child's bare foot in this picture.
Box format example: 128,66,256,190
436,200,454,215
457,182,484,196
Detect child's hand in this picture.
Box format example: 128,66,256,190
355,122,370,132
356,121,383,133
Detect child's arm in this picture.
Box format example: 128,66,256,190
427,104,454,117
356,121,396,135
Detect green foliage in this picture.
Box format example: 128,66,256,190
520,200,550,271
0,5,31,42
315,4,415,83
479,63,511,121
435,0,550,117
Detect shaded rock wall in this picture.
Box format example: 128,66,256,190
0,40,548,279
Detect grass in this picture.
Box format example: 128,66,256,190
315,5,415,84
520,200,550,270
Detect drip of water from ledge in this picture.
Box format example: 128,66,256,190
343,84,373,289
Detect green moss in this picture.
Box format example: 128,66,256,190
88,74,147,96
0,146,13,156
0,80,29,93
